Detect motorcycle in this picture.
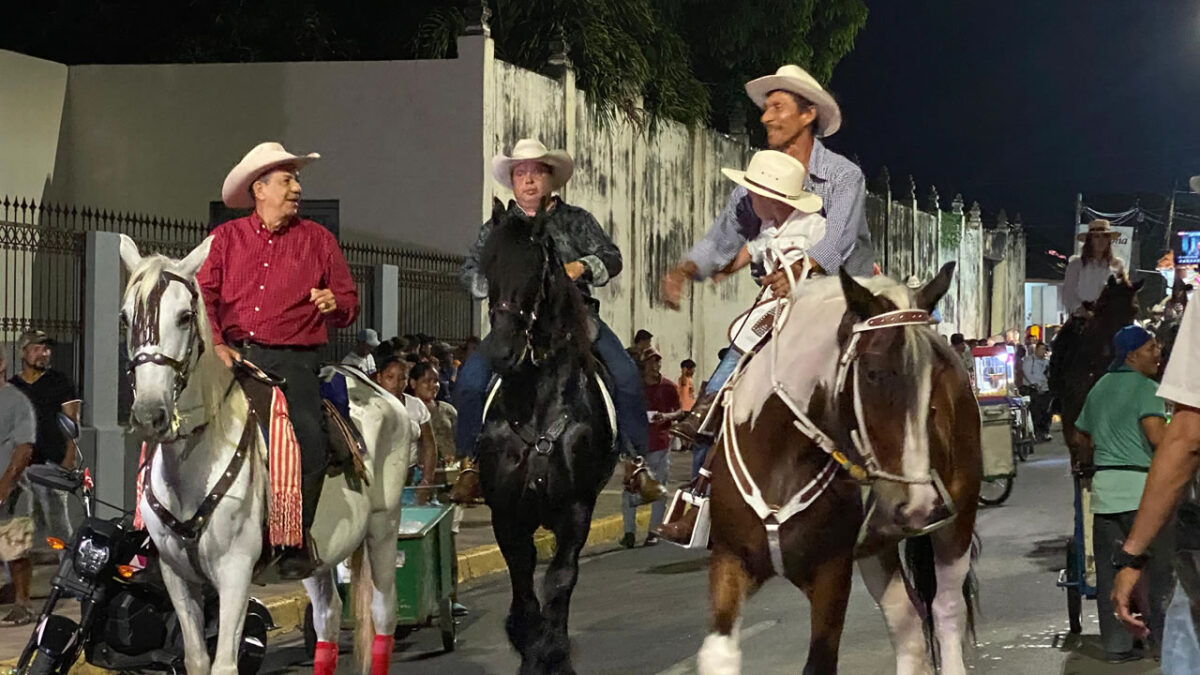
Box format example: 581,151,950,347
13,459,271,674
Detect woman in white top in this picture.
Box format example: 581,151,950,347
1063,219,1126,316
374,357,437,500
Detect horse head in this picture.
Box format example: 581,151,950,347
480,198,588,375
119,235,215,441
836,262,955,529
1093,274,1143,328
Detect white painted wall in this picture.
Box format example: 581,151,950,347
0,50,68,202
48,38,488,254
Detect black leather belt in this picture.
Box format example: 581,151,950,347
230,340,318,353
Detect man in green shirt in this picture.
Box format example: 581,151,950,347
1077,324,1171,662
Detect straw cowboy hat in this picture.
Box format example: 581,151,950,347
745,64,843,138
491,138,574,190
222,142,321,209
1076,218,1121,242
721,150,823,213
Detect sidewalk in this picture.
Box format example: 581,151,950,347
0,449,695,665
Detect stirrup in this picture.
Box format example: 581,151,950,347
658,481,711,550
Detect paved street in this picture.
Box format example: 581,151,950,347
261,438,1163,674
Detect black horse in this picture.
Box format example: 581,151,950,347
476,198,618,675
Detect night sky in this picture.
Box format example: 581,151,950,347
829,0,1200,259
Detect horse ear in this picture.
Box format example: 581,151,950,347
1107,275,1118,289
492,197,506,223
915,261,956,312
119,234,143,273
531,198,552,239
177,235,214,278
839,268,878,319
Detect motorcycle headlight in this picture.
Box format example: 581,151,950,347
74,537,110,577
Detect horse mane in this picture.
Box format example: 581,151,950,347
481,206,595,366
125,254,231,422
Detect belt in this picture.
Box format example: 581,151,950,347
1094,465,1150,473
229,340,319,353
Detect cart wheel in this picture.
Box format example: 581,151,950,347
1015,441,1031,462
978,476,1015,506
303,603,317,659
439,597,457,652
1065,539,1083,634
393,625,416,640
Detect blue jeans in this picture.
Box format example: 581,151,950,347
454,317,648,458
691,345,742,478
1165,581,1200,674
622,449,669,536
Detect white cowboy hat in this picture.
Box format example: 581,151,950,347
721,150,823,214
745,64,842,138
221,142,320,209
491,138,574,190
1076,218,1120,242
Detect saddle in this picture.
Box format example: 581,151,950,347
233,361,370,488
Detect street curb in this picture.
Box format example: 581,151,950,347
0,508,653,670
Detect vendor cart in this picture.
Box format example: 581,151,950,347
304,488,458,655
973,345,1018,506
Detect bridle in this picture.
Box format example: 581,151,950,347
126,270,206,403
488,242,550,367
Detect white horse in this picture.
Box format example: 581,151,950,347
119,235,412,675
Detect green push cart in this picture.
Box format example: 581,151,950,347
303,493,458,655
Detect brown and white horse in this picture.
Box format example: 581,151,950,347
697,264,981,675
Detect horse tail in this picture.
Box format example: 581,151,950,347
963,534,981,643
350,541,374,674
902,534,939,664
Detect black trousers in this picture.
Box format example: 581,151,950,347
240,344,327,529
1029,389,1053,435
1093,510,1174,654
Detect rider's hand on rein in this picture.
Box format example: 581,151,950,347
564,261,586,281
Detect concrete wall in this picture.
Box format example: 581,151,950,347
0,50,68,202
46,38,488,254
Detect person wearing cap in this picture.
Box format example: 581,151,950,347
1074,325,1171,663
196,142,359,578
0,351,38,625
342,328,381,376
9,330,80,562
622,347,683,548
452,138,651,503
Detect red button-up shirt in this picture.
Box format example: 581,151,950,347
197,213,358,347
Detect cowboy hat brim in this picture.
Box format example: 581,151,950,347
222,151,320,209
745,75,842,138
721,168,823,214
491,151,575,191
1076,230,1120,242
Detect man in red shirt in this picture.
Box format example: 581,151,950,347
621,347,683,547
197,142,358,578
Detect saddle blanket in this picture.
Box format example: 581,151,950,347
133,383,303,547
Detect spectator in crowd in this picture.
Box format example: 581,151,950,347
416,334,435,360
1021,342,1053,441
627,329,654,362
430,342,456,402
373,356,405,398
403,363,441,498
0,352,37,625
407,361,456,466
342,328,381,375
402,334,421,357
8,331,79,560
677,359,697,413
372,335,405,366
621,348,682,548
950,333,974,380
457,336,481,367
1076,325,1171,664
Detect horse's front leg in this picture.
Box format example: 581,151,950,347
857,548,934,675
795,546,854,675
697,546,755,675
158,561,209,675
930,536,974,675
493,510,542,666
536,500,593,674
210,553,255,675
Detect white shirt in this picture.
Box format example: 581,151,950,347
1062,255,1126,314
746,210,827,276
341,352,376,376
1021,355,1049,392
402,393,431,466
1160,299,1200,408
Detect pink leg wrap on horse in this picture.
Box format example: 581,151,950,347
372,634,395,675
313,641,338,675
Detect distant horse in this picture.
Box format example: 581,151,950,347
475,200,618,674
1050,276,1143,465
119,236,411,675
697,263,981,675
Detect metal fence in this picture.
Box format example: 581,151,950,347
1,196,472,392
